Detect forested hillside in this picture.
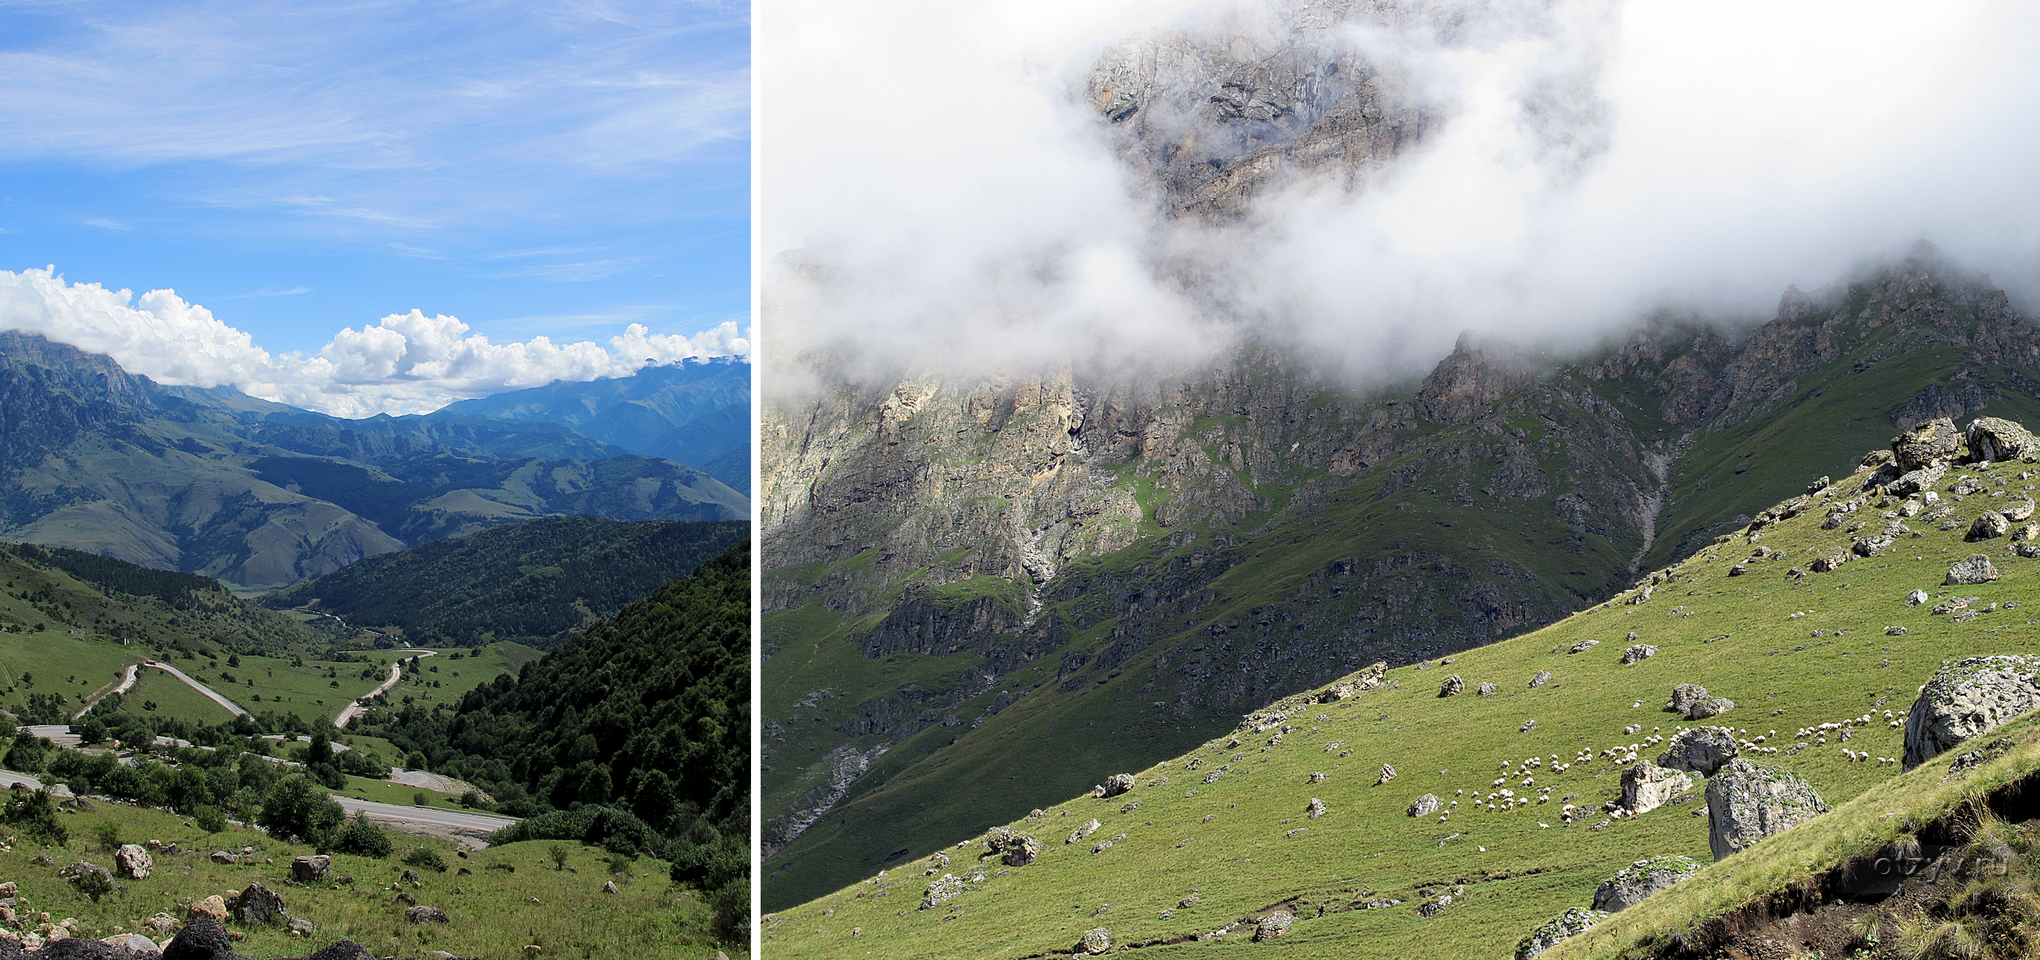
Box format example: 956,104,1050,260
265,516,746,648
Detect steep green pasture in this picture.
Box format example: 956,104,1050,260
765,452,2040,959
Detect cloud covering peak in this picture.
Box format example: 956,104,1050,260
0,268,749,417
765,0,2040,386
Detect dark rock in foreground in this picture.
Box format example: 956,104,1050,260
0,919,487,960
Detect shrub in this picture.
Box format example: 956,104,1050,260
328,813,393,858
192,806,229,834
402,847,447,872
1,790,69,846
257,775,344,844
93,821,122,852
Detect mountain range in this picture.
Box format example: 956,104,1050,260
0,331,748,591
759,250,2040,909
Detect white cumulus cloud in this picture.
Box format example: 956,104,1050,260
0,268,749,418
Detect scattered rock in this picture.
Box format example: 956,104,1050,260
1439,675,1465,698
189,896,230,924
1093,774,1134,799
1252,913,1294,942
601,881,618,895
1530,670,1552,688
1969,511,2011,541
1567,639,1600,654
209,851,239,866
1894,417,1963,472
101,932,161,952
1376,764,1397,785
1477,682,1498,697
1657,727,1739,777
1591,855,1706,912
1620,645,1658,665
287,917,316,938
114,844,152,880
1706,759,1828,860
1067,819,1102,844
1903,655,2040,770
1408,795,1444,817
1619,762,1694,815
1907,589,1929,605
1516,908,1609,960
984,827,1040,867
1887,464,1949,498
229,881,287,925
291,856,331,883
1886,625,1908,636
921,874,966,910
1945,554,2000,585
1306,798,1327,819
1667,683,1709,714
2006,500,2037,523
1687,697,1735,720
1967,416,2040,462
1810,551,1850,573
1078,928,1112,955
404,906,449,924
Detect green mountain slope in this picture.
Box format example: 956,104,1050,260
0,331,748,589
759,253,2040,908
264,516,747,648
762,421,2040,958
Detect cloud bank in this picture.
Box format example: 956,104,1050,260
764,0,2040,386
0,268,750,418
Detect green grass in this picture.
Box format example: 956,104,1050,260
0,802,737,958
764,451,2040,959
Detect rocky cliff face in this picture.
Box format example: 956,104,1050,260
760,253,2040,908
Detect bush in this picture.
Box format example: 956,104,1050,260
402,847,447,872
257,775,344,844
93,821,122,852
192,805,229,834
328,813,393,858
1,790,69,846
707,878,748,945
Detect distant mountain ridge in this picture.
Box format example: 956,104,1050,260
437,358,751,493
0,332,747,590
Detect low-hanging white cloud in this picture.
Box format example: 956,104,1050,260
0,268,750,418
764,0,2040,387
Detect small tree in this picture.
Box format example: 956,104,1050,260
257,775,344,845
328,812,393,858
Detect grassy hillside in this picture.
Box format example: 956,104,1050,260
764,430,2040,959
0,793,734,958
265,516,746,649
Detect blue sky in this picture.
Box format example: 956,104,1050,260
0,0,748,415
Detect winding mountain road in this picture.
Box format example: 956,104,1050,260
144,660,248,717
333,652,436,729
71,664,140,720
333,796,518,841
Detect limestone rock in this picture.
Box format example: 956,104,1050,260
921,874,966,909
1810,551,1850,573
984,827,1040,867
1969,511,2010,541
1253,912,1294,942
1946,554,2000,585
1894,417,1962,471
1591,855,1705,912
1967,416,2040,462
101,932,161,952
1319,662,1387,700
1657,726,1739,777
1477,682,1498,697
1067,819,1102,844
1620,644,1658,665
1093,774,1134,799
1078,928,1112,955
1516,908,1608,960
2005,500,2037,522
291,856,331,883
1907,589,1930,605
1376,764,1397,785
209,851,239,865
1439,675,1465,698
228,881,286,925
1619,762,1693,815
1687,697,1735,720
1886,464,1948,497
189,896,229,924
1529,670,1552,688
1705,760,1828,860
404,905,449,924
1903,655,2040,770
1306,798,1327,819
1666,684,1710,714
114,843,153,880
1407,795,1443,817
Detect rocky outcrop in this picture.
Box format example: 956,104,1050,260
1516,908,1609,959
1093,773,1135,799
1893,417,1964,471
1967,416,2040,461
1658,727,1739,777
1945,555,2000,585
1439,675,1465,698
1619,762,1693,815
291,856,331,883
1621,644,1658,665
228,881,287,925
1078,928,1112,955
114,844,152,880
1407,794,1443,817
1903,655,2040,770
1591,855,1706,912
921,874,967,910
1706,760,1828,860
1666,684,1710,715
983,827,1041,867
